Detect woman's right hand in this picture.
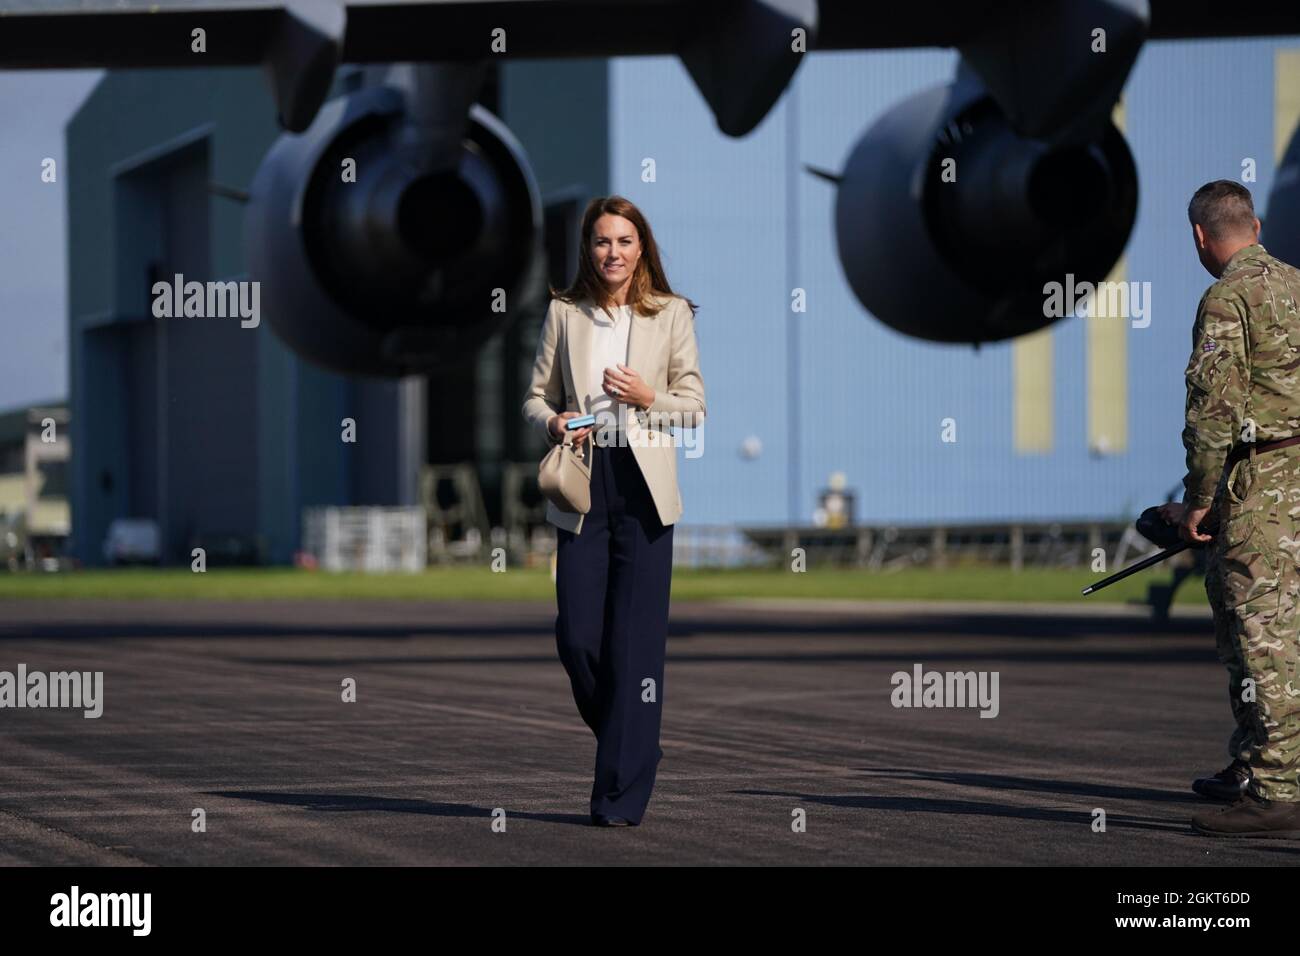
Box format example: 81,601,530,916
548,412,593,446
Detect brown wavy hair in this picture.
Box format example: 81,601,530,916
550,195,698,319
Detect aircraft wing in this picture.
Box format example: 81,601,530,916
4,1,1300,133
2,0,1300,72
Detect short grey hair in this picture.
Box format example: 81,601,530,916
1188,180,1257,240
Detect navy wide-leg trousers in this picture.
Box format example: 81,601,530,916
554,440,674,824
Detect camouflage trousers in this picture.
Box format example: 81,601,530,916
1203,443,1300,801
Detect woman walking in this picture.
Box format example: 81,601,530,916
522,196,706,827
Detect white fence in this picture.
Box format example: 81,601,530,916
302,507,427,572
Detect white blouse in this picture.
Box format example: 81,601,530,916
586,303,634,434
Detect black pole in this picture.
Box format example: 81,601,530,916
1081,542,1190,595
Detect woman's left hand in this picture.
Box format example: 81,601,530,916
604,364,655,410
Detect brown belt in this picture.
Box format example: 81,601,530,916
1225,434,1300,467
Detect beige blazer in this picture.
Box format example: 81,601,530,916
522,292,706,534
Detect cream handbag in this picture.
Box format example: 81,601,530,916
538,431,593,514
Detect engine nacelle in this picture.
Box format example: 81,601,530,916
834,82,1137,343
1262,118,1300,266
245,84,541,376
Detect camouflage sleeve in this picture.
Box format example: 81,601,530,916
1182,291,1249,508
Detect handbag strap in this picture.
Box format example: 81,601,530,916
565,429,594,461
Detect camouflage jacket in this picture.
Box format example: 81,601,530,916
1183,243,1300,508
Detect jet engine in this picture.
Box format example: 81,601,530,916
833,81,1137,344
245,79,541,376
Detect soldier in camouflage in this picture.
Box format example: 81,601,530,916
1169,180,1300,838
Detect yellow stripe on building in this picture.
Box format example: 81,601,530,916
1275,48,1300,166
1087,254,1128,455
1012,328,1052,453
1086,99,1128,455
